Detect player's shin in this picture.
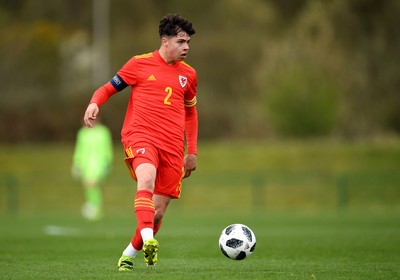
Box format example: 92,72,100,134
134,190,155,241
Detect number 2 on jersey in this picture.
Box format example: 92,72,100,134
164,87,172,105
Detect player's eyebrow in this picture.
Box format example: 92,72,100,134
177,38,190,43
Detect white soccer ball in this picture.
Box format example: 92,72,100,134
219,223,256,260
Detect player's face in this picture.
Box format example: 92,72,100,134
163,31,191,64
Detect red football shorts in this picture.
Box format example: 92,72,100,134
124,142,185,198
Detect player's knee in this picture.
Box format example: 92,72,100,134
137,176,155,191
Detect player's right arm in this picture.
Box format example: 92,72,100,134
83,74,129,127
83,103,100,128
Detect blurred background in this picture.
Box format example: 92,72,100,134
1,0,399,216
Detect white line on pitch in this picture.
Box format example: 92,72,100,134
44,225,82,236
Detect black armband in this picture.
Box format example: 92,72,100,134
110,74,128,91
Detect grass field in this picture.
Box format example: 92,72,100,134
1,140,400,279
1,211,399,279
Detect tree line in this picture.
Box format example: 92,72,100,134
0,0,399,142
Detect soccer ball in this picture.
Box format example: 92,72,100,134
219,224,256,260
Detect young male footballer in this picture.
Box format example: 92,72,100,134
83,14,198,270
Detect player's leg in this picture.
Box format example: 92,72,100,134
143,151,184,265
118,159,159,270
120,215,164,267
124,218,163,254
119,146,180,269
141,194,172,265
153,194,171,225
127,195,169,252
134,163,157,240
119,195,175,269
81,179,103,220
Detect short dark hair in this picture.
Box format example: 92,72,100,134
159,14,195,38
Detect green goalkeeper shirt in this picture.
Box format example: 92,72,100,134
72,124,113,181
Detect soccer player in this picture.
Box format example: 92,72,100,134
83,14,198,270
72,118,113,221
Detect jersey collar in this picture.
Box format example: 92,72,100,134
154,50,180,68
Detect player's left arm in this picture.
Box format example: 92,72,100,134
184,104,198,178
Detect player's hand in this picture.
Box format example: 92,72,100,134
184,153,197,178
83,103,99,128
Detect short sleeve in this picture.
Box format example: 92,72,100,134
117,57,138,86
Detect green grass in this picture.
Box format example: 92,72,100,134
0,211,399,279
1,140,400,279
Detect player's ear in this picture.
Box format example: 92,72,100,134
161,36,168,46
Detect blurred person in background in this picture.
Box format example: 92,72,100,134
72,118,113,221
83,14,198,270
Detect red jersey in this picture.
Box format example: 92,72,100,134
116,50,197,155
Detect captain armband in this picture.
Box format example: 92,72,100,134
110,74,128,91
